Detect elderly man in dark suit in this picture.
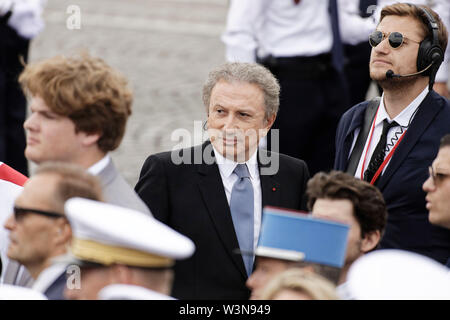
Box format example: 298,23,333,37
334,4,450,264
135,62,310,299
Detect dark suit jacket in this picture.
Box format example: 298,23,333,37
44,272,66,300
335,91,450,264
135,142,310,299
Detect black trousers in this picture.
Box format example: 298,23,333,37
344,42,375,106
0,23,29,176
261,54,350,175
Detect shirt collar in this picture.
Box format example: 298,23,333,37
212,146,258,180
32,261,68,293
87,154,110,175
377,86,429,127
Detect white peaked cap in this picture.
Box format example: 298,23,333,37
0,285,47,300
346,249,450,300
64,198,195,268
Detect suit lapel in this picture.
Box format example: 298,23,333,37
377,92,443,190
196,142,248,279
258,149,281,209
338,106,366,171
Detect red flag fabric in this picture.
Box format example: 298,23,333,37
0,162,28,187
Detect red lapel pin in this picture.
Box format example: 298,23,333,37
294,0,301,4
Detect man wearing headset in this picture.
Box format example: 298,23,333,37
335,3,450,265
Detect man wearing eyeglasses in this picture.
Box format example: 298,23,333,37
423,134,450,267
3,162,103,299
334,3,450,265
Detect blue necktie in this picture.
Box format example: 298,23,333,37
230,164,254,276
329,0,344,72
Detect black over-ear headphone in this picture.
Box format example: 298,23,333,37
415,6,444,76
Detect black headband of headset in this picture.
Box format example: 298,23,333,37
417,6,440,48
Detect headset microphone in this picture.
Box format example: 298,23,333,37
385,61,434,79
384,6,444,89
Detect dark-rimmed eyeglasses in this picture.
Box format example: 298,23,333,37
369,30,421,49
13,206,64,221
428,166,450,186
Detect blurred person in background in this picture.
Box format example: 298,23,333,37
19,53,151,215
63,198,195,300
0,0,47,176
246,208,349,300
0,161,30,287
222,0,350,175
307,170,387,292
259,268,339,300
3,162,103,299
423,134,450,267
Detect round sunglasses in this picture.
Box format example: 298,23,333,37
369,30,421,49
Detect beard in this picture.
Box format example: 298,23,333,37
377,75,421,91
371,68,422,91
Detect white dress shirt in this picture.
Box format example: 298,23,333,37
87,154,111,176
212,147,262,252
1,0,47,39
31,261,67,294
222,0,333,62
350,86,429,179
339,0,449,82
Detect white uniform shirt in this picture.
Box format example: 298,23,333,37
213,147,262,252
339,0,450,82
0,0,47,39
98,284,175,300
31,261,67,294
350,86,429,179
222,0,333,62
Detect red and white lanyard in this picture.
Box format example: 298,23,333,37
360,106,407,185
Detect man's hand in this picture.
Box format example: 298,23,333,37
433,82,450,99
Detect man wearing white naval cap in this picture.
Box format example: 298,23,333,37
63,198,195,300
345,249,450,299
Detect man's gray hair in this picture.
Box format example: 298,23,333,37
202,62,280,120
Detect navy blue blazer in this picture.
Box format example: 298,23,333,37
44,272,66,300
335,91,450,264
